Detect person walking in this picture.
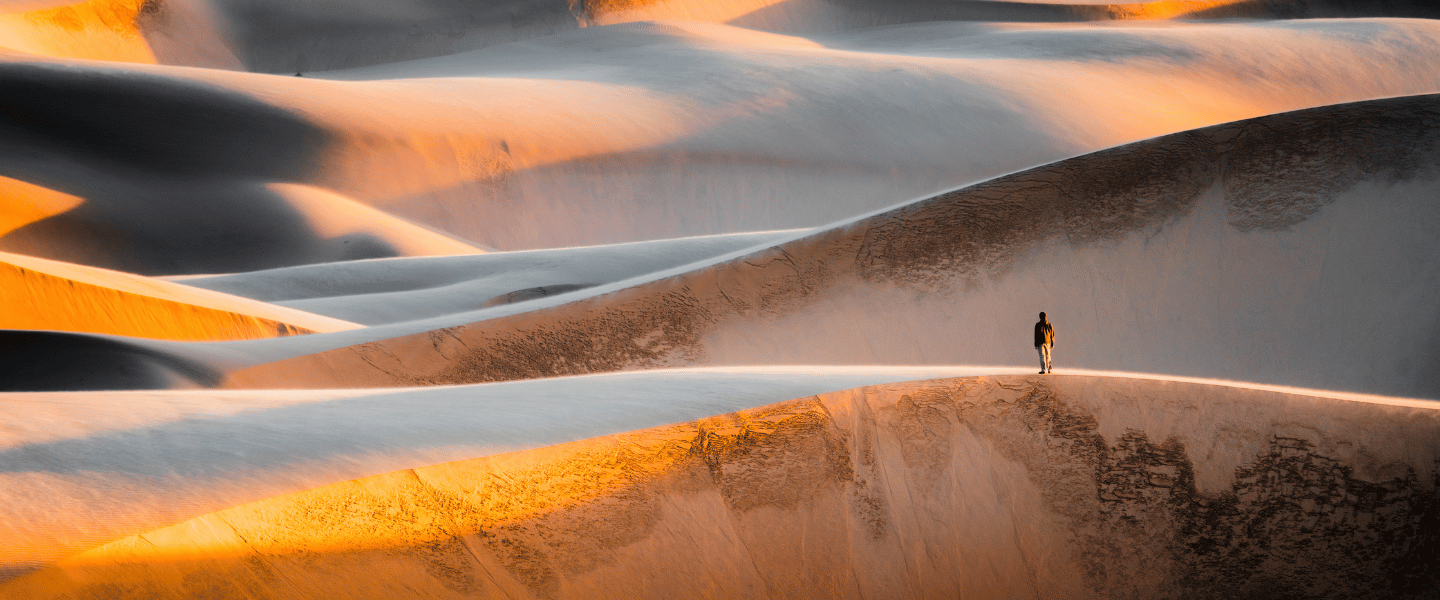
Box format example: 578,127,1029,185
1034,312,1055,374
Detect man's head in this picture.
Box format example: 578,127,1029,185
1039,312,1047,322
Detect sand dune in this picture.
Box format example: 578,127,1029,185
142,0,1440,73
5,19,1440,272
174,230,797,325
0,59,484,274
2,1,1438,596
5,0,1435,74
212,94,1440,399
5,374,1435,598
0,366,1014,581
0,251,359,340
299,18,1440,250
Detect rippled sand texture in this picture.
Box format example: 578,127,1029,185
8,376,1439,599
1,0,1437,598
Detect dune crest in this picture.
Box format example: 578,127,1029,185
7,375,1435,599
0,251,360,340
221,94,1440,399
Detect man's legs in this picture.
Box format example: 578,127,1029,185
1037,346,1049,374
1044,345,1053,373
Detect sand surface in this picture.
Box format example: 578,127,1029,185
4,373,1437,597
2,1,1438,597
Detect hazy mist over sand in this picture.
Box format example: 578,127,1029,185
1,0,1438,597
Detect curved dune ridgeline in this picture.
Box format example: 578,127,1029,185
226,94,1440,398
7,19,1440,264
0,252,359,341
7,375,1437,599
4,0,1440,596
0,367,1008,580
0,330,222,391
0,61,484,274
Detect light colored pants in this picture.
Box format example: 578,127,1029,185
1037,345,1052,373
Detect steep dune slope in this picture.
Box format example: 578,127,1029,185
6,375,1435,598
219,94,1440,398
0,366,1008,581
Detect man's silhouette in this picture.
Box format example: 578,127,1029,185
1034,312,1055,374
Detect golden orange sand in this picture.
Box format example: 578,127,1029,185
9,397,810,597
0,0,154,62
0,176,83,238
0,252,362,341
1103,0,1252,20
7,375,1436,598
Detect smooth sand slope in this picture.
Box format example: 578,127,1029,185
295,18,1440,250
174,230,799,325
0,367,1026,581
4,374,1435,599
0,251,359,340
5,18,1440,272
207,94,1440,399
0,59,485,274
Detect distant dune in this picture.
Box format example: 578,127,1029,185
5,374,1435,598
4,19,1440,272
173,230,795,325
33,0,1427,72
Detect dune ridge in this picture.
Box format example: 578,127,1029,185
0,366,1013,580
7,18,1440,272
1,1,1438,596
181,0,1440,73
5,374,1435,598
216,93,1440,399
0,251,360,338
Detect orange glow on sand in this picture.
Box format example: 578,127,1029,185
32,399,810,568
0,252,362,341
0,0,155,63
0,176,83,238
1104,0,1253,20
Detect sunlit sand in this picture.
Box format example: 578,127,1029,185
1,0,1437,597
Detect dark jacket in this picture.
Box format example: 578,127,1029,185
1034,321,1054,348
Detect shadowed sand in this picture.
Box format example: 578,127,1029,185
173,230,799,325
207,94,1440,399
2,2,1439,596
3,374,1435,598
0,60,483,274
29,0,1427,73
6,18,1440,269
